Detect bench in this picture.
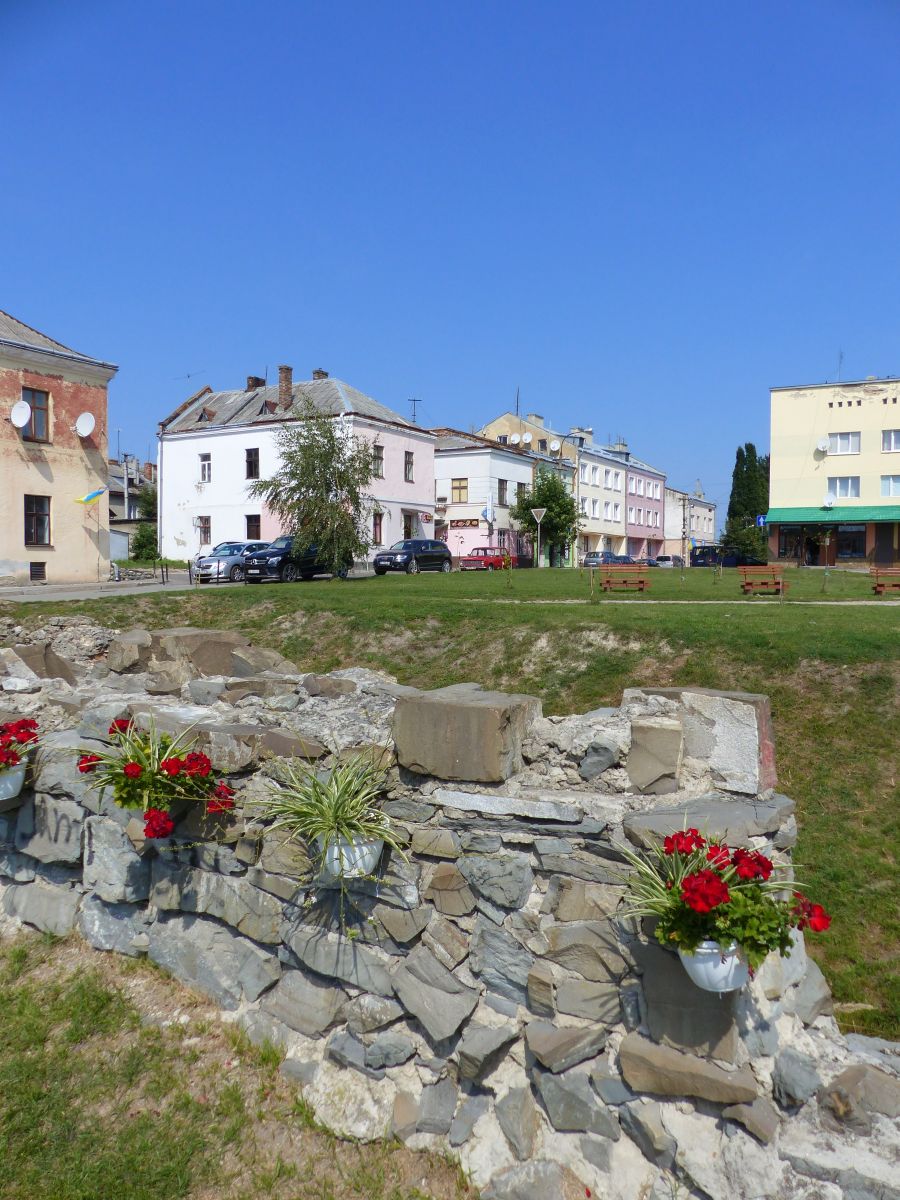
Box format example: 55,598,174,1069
870,567,900,595
739,566,789,595
598,566,651,593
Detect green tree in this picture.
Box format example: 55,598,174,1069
130,523,158,561
249,396,377,575
722,442,770,559
135,483,157,522
509,468,580,565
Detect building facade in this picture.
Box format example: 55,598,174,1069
0,309,117,586
663,486,717,558
621,450,665,560
767,378,900,565
157,367,435,562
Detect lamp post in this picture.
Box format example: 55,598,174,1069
531,507,547,568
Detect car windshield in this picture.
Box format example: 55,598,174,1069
209,543,242,556
269,537,291,549
389,541,415,551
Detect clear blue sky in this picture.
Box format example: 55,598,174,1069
4,0,900,517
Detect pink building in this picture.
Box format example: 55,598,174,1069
622,456,665,559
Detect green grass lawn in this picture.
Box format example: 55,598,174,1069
1,569,898,1036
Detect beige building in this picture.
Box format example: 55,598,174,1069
768,378,900,565
0,310,117,586
663,486,717,558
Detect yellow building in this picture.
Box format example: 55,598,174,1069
768,378,900,565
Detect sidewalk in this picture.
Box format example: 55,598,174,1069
0,571,195,603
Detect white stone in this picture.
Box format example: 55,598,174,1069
434,788,583,823
302,1057,396,1141
457,1106,517,1189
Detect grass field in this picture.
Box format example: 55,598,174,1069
1,567,897,1036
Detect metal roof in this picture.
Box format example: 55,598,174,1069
0,308,117,370
161,375,417,433
765,506,900,523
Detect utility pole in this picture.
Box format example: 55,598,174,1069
681,494,689,582
409,398,420,424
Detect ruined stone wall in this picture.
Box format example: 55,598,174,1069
0,619,897,1200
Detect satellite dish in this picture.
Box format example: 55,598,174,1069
522,432,533,444
823,493,836,508
10,400,31,429
510,433,521,445
550,439,561,452
816,438,830,454
74,412,96,438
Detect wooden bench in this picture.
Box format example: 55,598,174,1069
870,567,900,594
598,566,651,593
739,566,789,595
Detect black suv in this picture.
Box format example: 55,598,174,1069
244,536,351,583
373,539,452,575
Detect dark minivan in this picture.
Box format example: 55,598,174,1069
244,536,351,583
373,539,452,575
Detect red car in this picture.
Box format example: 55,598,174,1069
459,546,511,571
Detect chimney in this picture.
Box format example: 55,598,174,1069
312,368,329,380
278,364,293,408
246,374,266,391
526,413,544,427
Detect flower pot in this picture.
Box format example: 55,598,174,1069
0,762,27,809
315,834,384,879
678,941,749,992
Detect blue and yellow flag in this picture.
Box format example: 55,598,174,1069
75,487,106,505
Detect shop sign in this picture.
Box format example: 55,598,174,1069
450,519,480,529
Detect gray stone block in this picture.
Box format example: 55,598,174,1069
578,738,620,780
555,977,621,1024
282,923,394,996
390,945,479,1042
15,794,84,864
147,913,280,1009
623,792,794,850
482,1162,586,1200
534,1068,620,1138
449,1095,489,1146
457,853,533,909
260,968,345,1037
618,1032,757,1104
151,861,283,943
343,993,405,1035
792,958,834,1025
495,1086,540,1160
84,816,151,903
772,1047,822,1108
77,894,149,956
470,916,534,1004
434,787,582,823
619,1100,676,1167
540,920,630,982
525,1021,608,1074
457,1023,519,1082
365,1031,416,1070
627,718,683,794
3,880,80,935
632,940,739,1062
418,1077,458,1134
722,1097,780,1144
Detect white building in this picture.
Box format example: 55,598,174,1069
663,485,717,558
157,366,435,561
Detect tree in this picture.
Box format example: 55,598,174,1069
249,396,377,575
722,442,770,559
509,468,580,564
136,483,157,522
131,522,158,561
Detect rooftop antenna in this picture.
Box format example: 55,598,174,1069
409,398,420,424
515,386,520,417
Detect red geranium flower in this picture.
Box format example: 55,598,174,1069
11,719,38,744
123,761,143,779
0,747,21,768
184,752,212,777
143,808,175,838
208,781,236,813
160,757,184,776
731,847,773,881
681,869,730,913
663,828,705,855
78,753,101,773
108,718,131,735
705,842,731,868
793,892,832,932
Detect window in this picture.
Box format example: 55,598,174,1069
580,464,588,483
628,476,636,493
604,501,611,519
614,502,621,520
882,429,900,452
603,469,611,487
591,466,599,485
24,495,50,545
827,476,860,498
656,511,661,528
22,388,50,442
245,514,261,539
517,481,527,500
637,478,644,496
628,506,635,523
372,511,383,543
29,562,46,582
614,471,621,490
655,481,661,498
498,479,508,506
828,431,860,455
245,448,259,480
404,451,414,482
637,508,643,525
498,529,507,548
538,438,547,452
579,497,587,515
373,444,385,477
451,478,468,503
881,475,900,497
197,515,211,543
199,453,212,482
496,435,508,445
591,498,599,518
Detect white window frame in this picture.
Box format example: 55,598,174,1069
882,429,900,452
604,468,612,487
828,431,861,455
881,475,900,497
628,476,636,494
199,453,212,483
603,501,611,519
591,498,599,517
637,478,644,496
614,471,621,490
579,496,587,514
591,465,599,485
827,475,860,498
580,463,587,482
628,505,635,523
614,502,621,520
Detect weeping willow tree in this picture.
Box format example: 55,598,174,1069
249,395,377,575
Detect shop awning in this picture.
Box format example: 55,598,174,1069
765,506,900,524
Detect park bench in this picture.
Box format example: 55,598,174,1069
739,565,789,596
599,566,651,593
870,566,900,595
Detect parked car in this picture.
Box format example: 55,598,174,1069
612,554,635,564
373,539,452,575
196,541,271,583
244,536,351,583
581,551,603,568
460,546,511,571
655,554,684,569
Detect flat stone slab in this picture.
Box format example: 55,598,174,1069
627,718,683,794
618,1032,757,1104
152,862,284,943
390,945,478,1042
3,880,80,935
524,1020,608,1073
261,968,345,1038
457,853,533,909
457,1023,519,1082
533,1068,620,1138
470,916,534,1004
282,923,395,997
84,816,151,904
148,913,280,1010
623,792,794,849
434,788,583,823
15,794,84,864
632,940,739,1062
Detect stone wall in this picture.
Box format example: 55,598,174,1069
0,618,898,1200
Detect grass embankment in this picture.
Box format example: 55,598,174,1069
0,934,470,1200
2,569,897,1036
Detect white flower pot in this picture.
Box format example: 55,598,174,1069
0,762,27,806
316,834,384,879
678,941,749,992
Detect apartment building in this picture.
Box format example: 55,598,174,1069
157,367,435,560
0,309,117,586
663,486,717,558
767,378,900,564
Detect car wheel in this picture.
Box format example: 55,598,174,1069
486,564,494,573
229,564,244,582
406,559,419,575
281,563,299,582
441,560,452,573
374,569,387,576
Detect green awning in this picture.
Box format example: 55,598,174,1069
765,506,900,524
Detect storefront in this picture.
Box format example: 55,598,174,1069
766,507,900,566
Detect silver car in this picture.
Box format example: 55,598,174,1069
195,541,270,583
